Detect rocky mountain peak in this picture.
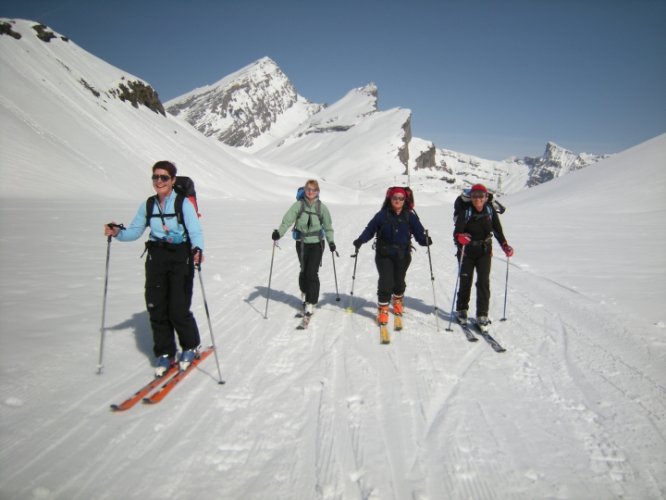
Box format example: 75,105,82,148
166,57,320,147
520,142,609,187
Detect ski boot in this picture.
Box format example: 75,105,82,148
392,295,404,331
476,315,491,332
377,303,390,344
377,303,389,325
155,355,175,378
179,348,198,371
392,295,404,316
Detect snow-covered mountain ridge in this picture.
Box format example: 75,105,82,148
167,57,609,194
0,19,350,202
1,18,609,201
166,58,414,191
0,19,165,115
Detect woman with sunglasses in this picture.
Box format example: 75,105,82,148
352,187,431,329
103,161,204,377
453,183,513,331
271,179,336,320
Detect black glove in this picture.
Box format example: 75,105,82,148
271,229,280,241
329,241,336,252
426,236,433,246
353,239,362,250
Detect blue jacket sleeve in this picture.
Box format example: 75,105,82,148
115,201,148,242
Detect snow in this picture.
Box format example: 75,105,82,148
1,17,666,500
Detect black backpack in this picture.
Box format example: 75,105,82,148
453,188,505,225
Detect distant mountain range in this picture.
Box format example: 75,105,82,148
166,56,610,194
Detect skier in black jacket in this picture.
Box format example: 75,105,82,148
454,184,513,330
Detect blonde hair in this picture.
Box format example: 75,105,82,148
305,179,320,191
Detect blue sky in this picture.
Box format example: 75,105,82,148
2,0,664,159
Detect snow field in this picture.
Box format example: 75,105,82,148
1,200,664,499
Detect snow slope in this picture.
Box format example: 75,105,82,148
1,17,665,500
504,133,666,327
0,19,348,203
1,185,665,499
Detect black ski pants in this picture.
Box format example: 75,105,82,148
296,241,323,304
456,244,492,317
375,252,412,304
145,243,200,358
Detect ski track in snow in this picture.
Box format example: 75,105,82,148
0,201,665,499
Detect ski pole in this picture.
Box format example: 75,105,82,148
196,262,225,384
425,230,440,332
346,250,359,312
97,223,124,374
500,256,510,321
331,250,341,302
264,241,277,319
445,244,465,332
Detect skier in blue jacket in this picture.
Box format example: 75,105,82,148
103,161,204,377
353,187,431,326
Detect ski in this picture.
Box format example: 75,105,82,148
472,322,506,353
380,324,390,344
296,313,312,330
142,346,216,404
110,366,179,412
459,322,479,342
394,315,403,331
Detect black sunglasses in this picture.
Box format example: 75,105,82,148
151,174,172,182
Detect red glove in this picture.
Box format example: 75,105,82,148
501,242,514,257
456,233,472,246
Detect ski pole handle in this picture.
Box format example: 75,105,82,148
105,223,125,242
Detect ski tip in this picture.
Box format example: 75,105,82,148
110,404,122,412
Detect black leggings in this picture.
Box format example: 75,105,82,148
296,241,323,304
145,244,200,357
